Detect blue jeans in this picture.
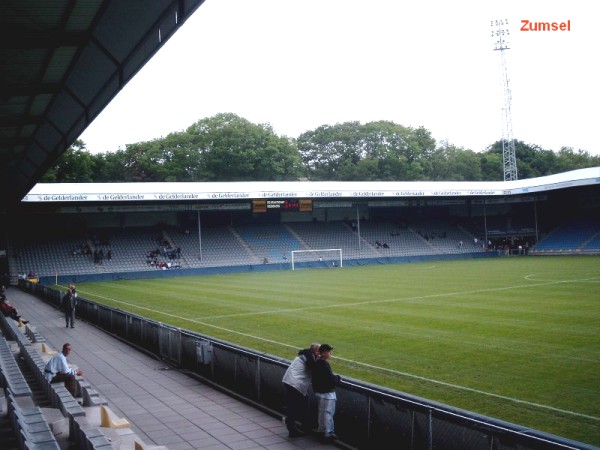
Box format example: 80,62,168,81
316,394,336,436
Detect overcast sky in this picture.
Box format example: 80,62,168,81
79,0,599,156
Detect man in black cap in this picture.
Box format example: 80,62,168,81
311,344,341,441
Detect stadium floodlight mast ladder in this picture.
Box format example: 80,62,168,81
291,249,343,270
492,19,518,182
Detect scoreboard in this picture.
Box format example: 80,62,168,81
252,199,312,213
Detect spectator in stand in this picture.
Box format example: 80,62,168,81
0,294,29,324
282,343,320,437
44,343,83,396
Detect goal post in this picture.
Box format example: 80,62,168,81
291,249,342,270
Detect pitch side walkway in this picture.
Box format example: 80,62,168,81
8,287,340,450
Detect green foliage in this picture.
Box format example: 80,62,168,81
484,140,600,179
75,256,600,445
297,121,437,181
44,116,600,183
431,143,483,181
92,150,128,182
40,140,96,182
185,113,304,181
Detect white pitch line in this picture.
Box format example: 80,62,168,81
195,275,600,320
77,276,600,422
525,273,600,283
333,357,600,421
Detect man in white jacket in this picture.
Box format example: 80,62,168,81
282,343,320,437
44,343,83,396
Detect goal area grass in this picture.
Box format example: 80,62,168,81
71,255,600,445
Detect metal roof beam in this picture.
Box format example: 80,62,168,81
0,82,61,97
0,30,89,49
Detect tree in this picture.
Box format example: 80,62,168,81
430,143,482,181
479,152,503,181
296,122,364,180
297,121,437,181
40,140,96,182
555,147,600,173
40,116,599,183
92,150,128,182
483,140,599,180
185,113,304,181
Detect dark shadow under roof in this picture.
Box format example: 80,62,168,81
0,0,206,210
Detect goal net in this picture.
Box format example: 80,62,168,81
291,249,342,270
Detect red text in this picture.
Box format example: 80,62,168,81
521,20,570,31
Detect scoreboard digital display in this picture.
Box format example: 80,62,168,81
252,199,312,213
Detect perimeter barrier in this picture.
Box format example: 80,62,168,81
20,281,596,450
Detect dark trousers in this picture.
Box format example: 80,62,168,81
284,384,310,432
65,309,75,327
51,372,78,396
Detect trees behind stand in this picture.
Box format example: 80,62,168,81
42,113,600,183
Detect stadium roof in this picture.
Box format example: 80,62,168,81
0,0,206,210
23,167,600,203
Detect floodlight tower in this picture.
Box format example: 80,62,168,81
492,19,518,181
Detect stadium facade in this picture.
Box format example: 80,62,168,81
2,167,598,285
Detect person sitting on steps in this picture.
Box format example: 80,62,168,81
0,294,29,324
44,343,83,396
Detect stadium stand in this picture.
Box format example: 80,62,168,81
287,221,380,259
0,310,168,450
11,214,597,279
235,224,304,263
531,218,600,254
357,221,436,256
169,226,258,267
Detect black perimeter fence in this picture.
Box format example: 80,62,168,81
20,281,597,450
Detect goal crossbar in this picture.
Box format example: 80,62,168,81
291,249,342,270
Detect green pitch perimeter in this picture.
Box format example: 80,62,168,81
72,256,600,445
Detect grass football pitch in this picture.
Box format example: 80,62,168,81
72,256,600,445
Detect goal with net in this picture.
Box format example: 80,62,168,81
290,249,342,270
